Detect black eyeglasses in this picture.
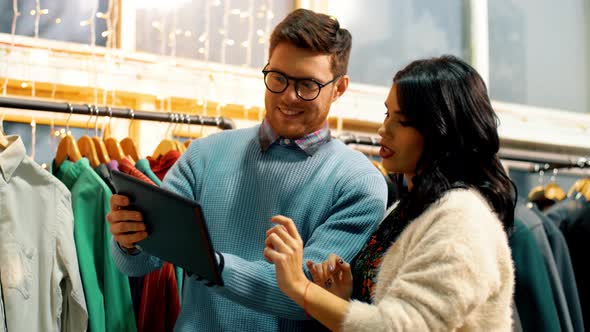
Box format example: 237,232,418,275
262,67,341,101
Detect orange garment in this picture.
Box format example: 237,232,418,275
119,157,157,186
137,263,181,332
147,150,182,181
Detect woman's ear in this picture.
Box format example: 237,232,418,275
332,75,349,102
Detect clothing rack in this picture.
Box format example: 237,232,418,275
338,133,590,173
338,133,380,146
0,96,236,130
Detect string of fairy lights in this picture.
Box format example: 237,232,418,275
0,0,281,167
1,0,277,105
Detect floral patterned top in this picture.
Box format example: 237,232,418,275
351,207,410,303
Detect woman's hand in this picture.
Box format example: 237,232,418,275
263,215,310,298
307,254,353,300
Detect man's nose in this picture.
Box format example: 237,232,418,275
281,80,299,102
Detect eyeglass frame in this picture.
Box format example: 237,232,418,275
261,65,342,101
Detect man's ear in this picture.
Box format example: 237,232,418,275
332,75,349,102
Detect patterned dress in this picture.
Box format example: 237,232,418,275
351,208,410,303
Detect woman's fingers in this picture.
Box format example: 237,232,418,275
270,215,303,243
336,257,353,284
264,232,290,254
266,224,300,250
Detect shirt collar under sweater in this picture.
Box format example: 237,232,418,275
258,118,331,156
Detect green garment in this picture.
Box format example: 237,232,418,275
510,218,561,332
54,158,136,332
135,158,161,186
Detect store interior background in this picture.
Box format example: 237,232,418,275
0,0,589,196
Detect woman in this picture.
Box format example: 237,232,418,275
263,55,516,331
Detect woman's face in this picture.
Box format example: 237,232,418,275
378,85,424,182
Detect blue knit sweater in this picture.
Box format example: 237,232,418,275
111,125,387,331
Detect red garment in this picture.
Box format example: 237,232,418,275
147,150,182,181
117,159,180,332
137,263,180,332
119,158,157,186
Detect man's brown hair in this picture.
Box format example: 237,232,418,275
269,9,352,77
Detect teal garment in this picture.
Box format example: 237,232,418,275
510,218,561,332
135,158,162,186
111,125,387,331
54,158,136,332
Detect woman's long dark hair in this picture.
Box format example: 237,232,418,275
391,55,516,233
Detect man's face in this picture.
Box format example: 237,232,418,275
264,42,348,138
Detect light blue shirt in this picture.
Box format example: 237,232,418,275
0,136,87,331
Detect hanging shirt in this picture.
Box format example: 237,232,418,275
0,136,87,331
135,159,162,186
147,150,182,181
531,205,585,332
118,158,156,186
510,218,561,332
546,196,590,329
53,157,136,332
107,159,119,171
516,202,574,332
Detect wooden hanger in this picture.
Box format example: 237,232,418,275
121,137,141,161
371,160,388,177
582,180,590,201
55,135,82,168
568,178,589,196
88,105,110,164
175,140,186,153
569,178,590,201
55,104,83,169
544,182,566,201
78,135,100,168
151,139,178,159
93,136,111,164
0,134,9,148
76,106,100,168
152,113,180,159
120,109,142,162
105,137,127,162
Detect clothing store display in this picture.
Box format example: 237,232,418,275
0,136,88,331
342,189,514,332
112,124,388,331
53,158,136,332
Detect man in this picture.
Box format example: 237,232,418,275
107,8,387,331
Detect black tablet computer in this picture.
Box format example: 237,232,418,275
109,170,223,286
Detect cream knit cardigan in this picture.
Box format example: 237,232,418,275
342,188,514,332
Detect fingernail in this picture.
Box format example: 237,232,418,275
329,265,334,272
